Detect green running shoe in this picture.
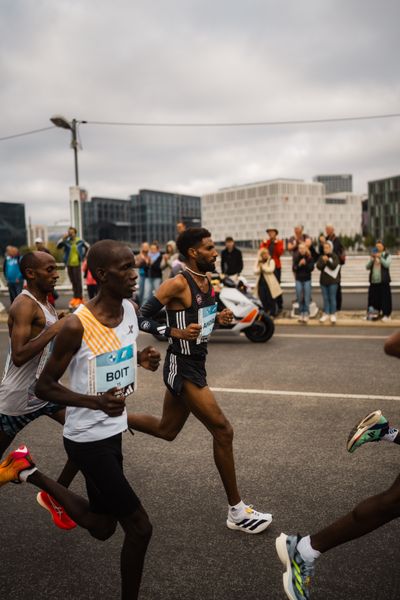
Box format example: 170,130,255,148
276,533,314,600
347,410,388,453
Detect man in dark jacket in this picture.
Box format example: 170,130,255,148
221,237,243,278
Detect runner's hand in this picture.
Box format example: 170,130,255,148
138,346,161,371
180,323,202,340
96,387,126,416
217,308,234,325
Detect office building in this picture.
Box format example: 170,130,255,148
313,174,353,194
0,202,27,255
129,189,201,246
368,175,400,240
202,179,362,246
82,190,201,247
82,197,131,245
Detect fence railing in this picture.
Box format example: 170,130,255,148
1,255,400,291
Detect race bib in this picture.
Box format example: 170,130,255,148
88,344,137,396
197,304,217,343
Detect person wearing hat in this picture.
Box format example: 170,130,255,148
260,228,284,312
34,238,51,254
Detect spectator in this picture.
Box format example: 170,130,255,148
260,227,284,312
136,242,150,304
57,227,89,308
317,241,340,323
143,241,163,301
287,225,312,255
3,246,23,304
161,240,181,279
319,225,345,311
34,237,51,254
293,242,314,323
221,237,243,279
254,248,282,316
176,221,186,235
82,258,98,299
366,240,392,321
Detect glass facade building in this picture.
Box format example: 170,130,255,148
130,190,201,245
82,197,132,245
82,190,201,247
368,175,400,240
313,174,353,194
0,202,27,255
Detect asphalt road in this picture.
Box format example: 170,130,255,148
1,288,400,312
1,325,400,600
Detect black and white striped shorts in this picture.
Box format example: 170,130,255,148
163,351,208,396
0,402,63,437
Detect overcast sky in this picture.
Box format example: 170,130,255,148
1,0,399,225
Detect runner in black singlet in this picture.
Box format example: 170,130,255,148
163,269,217,395
130,228,273,534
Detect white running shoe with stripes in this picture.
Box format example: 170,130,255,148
226,504,272,534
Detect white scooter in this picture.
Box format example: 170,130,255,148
212,275,275,342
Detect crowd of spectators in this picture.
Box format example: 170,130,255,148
0,221,395,322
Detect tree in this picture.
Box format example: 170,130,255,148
383,232,397,249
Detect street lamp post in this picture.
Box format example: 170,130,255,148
50,114,86,236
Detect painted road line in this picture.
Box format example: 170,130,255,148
211,387,400,402
274,333,387,340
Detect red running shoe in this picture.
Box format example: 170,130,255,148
36,491,77,530
0,445,36,486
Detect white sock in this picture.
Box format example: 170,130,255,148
19,467,37,482
297,535,321,562
229,500,245,513
383,428,399,443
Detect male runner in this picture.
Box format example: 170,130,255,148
131,227,272,533
0,251,77,529
276,329,400,600
0,240,161,600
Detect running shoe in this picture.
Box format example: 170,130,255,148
347,410,389,453
276,533,314,600
0,445,35,486
36,491,77,530
226,504,272,534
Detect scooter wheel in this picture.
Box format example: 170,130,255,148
244,314,274,343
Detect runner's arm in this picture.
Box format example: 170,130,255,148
36,316,125,417
10,302,65,367
139,278,201,340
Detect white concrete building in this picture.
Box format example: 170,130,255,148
201,179,363,246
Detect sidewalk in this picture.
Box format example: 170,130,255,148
274,310,400,327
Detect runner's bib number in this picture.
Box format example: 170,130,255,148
197,304,217,343
88,344,137,395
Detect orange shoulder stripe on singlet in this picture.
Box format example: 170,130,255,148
76,306,122,355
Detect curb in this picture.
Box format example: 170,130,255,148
274,317,400,327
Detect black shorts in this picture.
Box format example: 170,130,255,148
163,351,208,396
63,433,140,518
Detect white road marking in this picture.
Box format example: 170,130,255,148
211,387,400,402
275,333,387,340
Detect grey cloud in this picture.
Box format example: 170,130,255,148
0,0,399,223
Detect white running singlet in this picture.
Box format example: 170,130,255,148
64,299,138,443
0,290,58,416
